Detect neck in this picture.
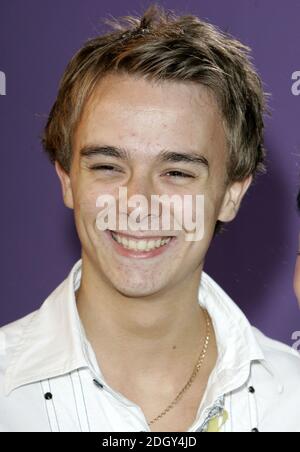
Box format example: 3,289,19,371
76,256,213,385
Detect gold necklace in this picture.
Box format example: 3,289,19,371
148,309,211,427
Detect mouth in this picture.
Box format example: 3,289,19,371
105,229,177,259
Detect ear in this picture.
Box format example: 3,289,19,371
55,161,74,210
218,175,252,222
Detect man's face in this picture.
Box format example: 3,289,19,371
57,73,249,297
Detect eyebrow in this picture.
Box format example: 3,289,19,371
80,144,209,170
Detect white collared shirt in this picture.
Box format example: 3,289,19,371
0,259,300,432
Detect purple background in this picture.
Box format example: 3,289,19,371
0,0,299,346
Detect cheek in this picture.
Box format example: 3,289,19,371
180,194,218,247
202,191,221,230
73,184,103,224
74,171,117,207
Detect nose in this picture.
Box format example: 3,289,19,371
119,172,158,228
125,171,155,204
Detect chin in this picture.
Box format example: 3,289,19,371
111,278,166,299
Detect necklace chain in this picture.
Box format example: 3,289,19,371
148,310,211,426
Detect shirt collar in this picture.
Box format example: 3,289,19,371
4,260,90,395
4,259,267,396
197,271,265,409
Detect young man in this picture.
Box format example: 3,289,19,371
1,4,299,432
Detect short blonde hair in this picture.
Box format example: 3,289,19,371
42,3,269,183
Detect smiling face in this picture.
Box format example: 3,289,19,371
56,73,252,298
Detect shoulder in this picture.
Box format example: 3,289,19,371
0,274,70,365
251,326,300,392
250,327,300,431
252,326,300,370
0,312,37,377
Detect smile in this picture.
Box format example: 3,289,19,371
106,230,176,259
111,231,171,251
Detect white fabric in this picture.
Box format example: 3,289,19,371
0,259,299,432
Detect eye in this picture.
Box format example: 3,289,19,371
165,170,195,178
90,165,122,173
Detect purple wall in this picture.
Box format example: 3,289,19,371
0,0,299,346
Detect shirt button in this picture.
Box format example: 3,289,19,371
44,392,53,400
277,384,284,394
251,428,259,432
248,386,255,394
93,379,104,389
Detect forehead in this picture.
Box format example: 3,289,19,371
74,73,227,161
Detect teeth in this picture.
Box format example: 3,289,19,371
137,240,147,250
155,240,162,248
111,232,171,251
